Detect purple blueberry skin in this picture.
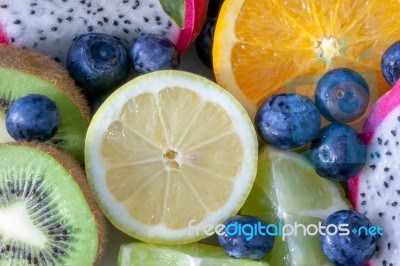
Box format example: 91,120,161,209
315,68,370,123
310,123,366,181
195,17,216,68
130,34,180,74
255,93,321,150
6,94,60,141
218,215,274,261
66,33,130,94
381,41,400,86
320,210,377,266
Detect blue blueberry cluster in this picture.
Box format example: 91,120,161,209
65,32,181,115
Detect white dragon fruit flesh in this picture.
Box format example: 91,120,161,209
0,0,208,63
348,79,400,266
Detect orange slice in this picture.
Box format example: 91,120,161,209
213,0,400,119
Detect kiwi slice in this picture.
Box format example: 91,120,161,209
0,46,90,162
0,142,105,265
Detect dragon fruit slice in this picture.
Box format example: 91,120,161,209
0,0,208,63
348,79,400,266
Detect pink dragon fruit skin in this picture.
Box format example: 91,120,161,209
348,78,400,266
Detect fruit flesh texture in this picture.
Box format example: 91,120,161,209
118,242,269,266
0,145,99,265
241,147,350,266
0,68,87,162
213,0,399,119
348,79,400,266
0,0,209,61
85,70,258,244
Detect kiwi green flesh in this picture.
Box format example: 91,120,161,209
0,68,88,162
0,145,98,265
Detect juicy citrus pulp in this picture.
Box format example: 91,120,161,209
240,147,350,265
85,70,258,244
213,0,400,118
118,242,270,266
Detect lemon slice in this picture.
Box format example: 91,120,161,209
241,147,350,266
118,242,270,266
85,70,258,244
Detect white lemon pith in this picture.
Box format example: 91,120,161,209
85,70,258,244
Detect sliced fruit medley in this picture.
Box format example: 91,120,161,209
0,46,89,162
213,0,400,118
85,70,258,244
241,147,350,265
0,143,104,265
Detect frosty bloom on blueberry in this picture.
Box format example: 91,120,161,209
320,210,377,266
255,93,321,150
310,123,367,182
315,68,370,123
6,94,60,142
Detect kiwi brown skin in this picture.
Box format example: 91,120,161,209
0,45,90,123
3,141,107,264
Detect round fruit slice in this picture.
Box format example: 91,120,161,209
118,242,270,266
0,45,89,162
240,147,350,266
0,143,105,265
213,0,400,119
85,70,258,244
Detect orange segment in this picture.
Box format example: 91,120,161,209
213,0,400,119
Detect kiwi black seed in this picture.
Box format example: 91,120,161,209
0,45,90,163
0,142,105,265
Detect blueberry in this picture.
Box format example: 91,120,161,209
195,17,216,68
310,123,366,181
130,34,180,74
66,33,129,94
381,41,400,86
6,94,60,141
315,68,370,123
255,93,321,150
218,215,274,260
320,210,377,266
207,0,224,17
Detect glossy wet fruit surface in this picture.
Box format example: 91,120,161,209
130,34,180,74
213,0,400,119
240,147,350,265
66,33,130,94
315,68,370,123
255,94,320,150
320,210,377,266
85,70,257,244
6,94,60,141
381,41,400,86
310,123,367,182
